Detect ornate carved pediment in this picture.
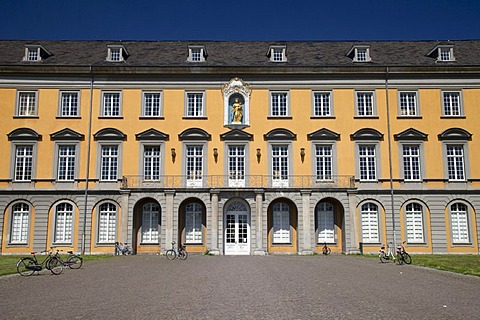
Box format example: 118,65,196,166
50,128,84,141
220,129,254,141
222,77,252,98
394,128,428,141
135,128,169,141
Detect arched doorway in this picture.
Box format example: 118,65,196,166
267,199,298,254
314,198,344,254
224,200,250,255
133,198,161,254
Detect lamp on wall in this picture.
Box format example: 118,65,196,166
300,148,305,163
213,148,218,163
256,148,261,163
171,148,176,163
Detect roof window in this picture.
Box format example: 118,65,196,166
107,45,129,62
187,45,207,62
23,45,51,62
347,45,371,62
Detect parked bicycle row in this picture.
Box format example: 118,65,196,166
16,247,83,276
379,241,412,265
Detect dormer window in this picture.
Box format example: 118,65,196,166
427,45,455,62
23,45,50,62
107,45,129,62
187,46,207,62
268,46,287,62
347,45,371,62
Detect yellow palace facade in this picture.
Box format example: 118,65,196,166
0,40,479,255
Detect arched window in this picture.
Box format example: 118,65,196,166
317,202,334,243
185,203,202,244
450,203,469,244
272,202,290,244
405,203,424,243
361,203,379,243
54,202,74,243
11,202,30,244
98,202,117,243
142,203,159,243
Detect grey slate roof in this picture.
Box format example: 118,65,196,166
0,40,479,67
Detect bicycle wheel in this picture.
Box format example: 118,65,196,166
402,252,412,264
16,257,36,276
67,255,83,269
396,253,404,265
379,252,388,263
166,250,176,260
178,250,188,260
323,247,332,255
48,257,64,275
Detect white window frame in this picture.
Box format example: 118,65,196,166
358,144,377,181
402,145,421,181
14,145,34,182
59,91,80,117
142,91,163,117
143,145,161,181
100,144,120,182
57,144,77,181
450,203,469,244
270,91,289,117
185,145,204,187
442,91,463,116
271,144,290,187
446,145,466,181
269,46,287,62
54,202,74,244
437,46,455,62
16,91,38,117
101,91,122,117
272,202,291,244
10,202,30,244
141,203,159,244
361,203,379,243
185,203,203,244
187,46,206,62
355,91,375,116
98,202,117,244
315,145,333,180
106,45,128,62
185,92,205,117
405,203,424,243
228,145,246,187
398,92,418,116
317,202,335,243
353,47,371,62
312,91,332,117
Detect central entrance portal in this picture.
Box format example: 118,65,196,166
224,201,250,255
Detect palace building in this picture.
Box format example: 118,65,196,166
0,40,479,255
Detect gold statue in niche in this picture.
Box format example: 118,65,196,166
232,98,243,122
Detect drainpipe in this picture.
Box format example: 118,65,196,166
81,66,94,255
385,67,397,250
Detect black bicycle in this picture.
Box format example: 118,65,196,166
52,248,83,269
115,242,133,255
16,249,63,276
396,241,412,265
166,241,188,260
322,242,332,255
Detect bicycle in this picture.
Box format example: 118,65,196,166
16,249,63,276
322,242,332,255
379,242,396,263
165,241,188,260
115,242,133,255
395,241,412,265
51,248,83,269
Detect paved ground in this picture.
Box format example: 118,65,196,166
0,254,479,319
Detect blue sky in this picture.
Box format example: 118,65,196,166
1,0,479,41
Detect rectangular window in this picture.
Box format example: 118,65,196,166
361,203,379,243
272,145,289,187
142,203,159,243
315,145,332,180
186,145,203,187
109,48,121,62
443,92,461,116
270,92,288,116
403,145,421,181
356,48,368,62
15,145,33,181
11,203,29,244
440,48,451,61
98,203,116,243
17,91,37,116
191,48,201,62
313,92,331,116
143,92,162,117
446,145,465,181
54,203,73,243
405,203,424,243
186,92,204,117
356,92,374,116
60,92,79,117
317,203,335,243
359,145,376,181
58,145,76,181
27,48,38,61
273,203,290,243
185,203,202,244
101,145,118,181
228,145,245,186
102,92,121,117
451,203,469,244
143,146,161,181
399,92,417,116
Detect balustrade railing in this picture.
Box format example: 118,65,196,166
121,175,355,189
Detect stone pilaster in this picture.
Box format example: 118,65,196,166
209,189,220,255
300,190,313,255
253,189,266,255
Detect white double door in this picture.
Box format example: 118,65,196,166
224,211,250,255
